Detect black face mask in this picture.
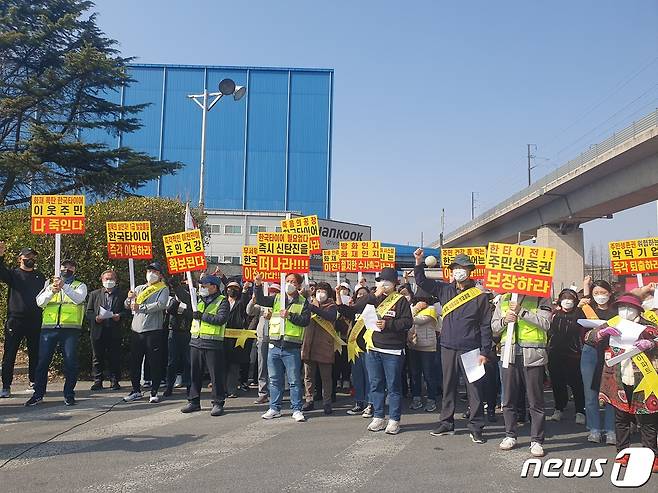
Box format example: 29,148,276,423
61,269,74,279
22,258,36,269
227,288,240,298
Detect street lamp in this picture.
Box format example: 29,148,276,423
188,78,247,209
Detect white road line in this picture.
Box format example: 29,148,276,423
82,419,298,493
283,432,415,492
1,405,195,469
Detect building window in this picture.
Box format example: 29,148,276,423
210,224,222,234
224,225,242,235
207,256,219,264
249,225,266,235
221,256,241,265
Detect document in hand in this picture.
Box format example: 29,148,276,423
609,319,646,349
98,306,114,320
460,348,485,383
361,304,380,331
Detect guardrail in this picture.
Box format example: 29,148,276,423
445,109,658,242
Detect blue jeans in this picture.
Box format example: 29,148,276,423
352,354,370,406
34,329,80,399
409,349,439,400
268,344,303,412
581,344,614,433
366,350,403,422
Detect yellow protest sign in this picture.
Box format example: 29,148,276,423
257,232,310,274
484,242,556,297
31,195,85,234
380,247,396,269
106,221,152,259
322,249,340,272
441,246,486,280
163,229,207,274
609,237,658,275
338,241,382,273
281,215,321,254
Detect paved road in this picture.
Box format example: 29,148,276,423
0,383,650,492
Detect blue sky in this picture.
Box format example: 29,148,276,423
93,0,658,260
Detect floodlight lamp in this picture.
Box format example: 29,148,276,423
218,78,236,96
233,85,246,101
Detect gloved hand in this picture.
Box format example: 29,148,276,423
633,339,656,352
192,311,203,320
596,326,621,340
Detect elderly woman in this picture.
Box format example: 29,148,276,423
586,293,658,472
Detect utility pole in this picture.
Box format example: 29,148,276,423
527,144,537,186
471,192,477,220
440,208,445,247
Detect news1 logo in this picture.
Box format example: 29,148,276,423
521,448,654,488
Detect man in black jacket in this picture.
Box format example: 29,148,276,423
86,269,129,391
0,243,47,397
414,248,492,444
163,277,193,397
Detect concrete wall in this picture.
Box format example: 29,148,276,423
536,225,584,294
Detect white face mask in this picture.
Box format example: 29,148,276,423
593,294,610,306
146,272,159,284
316,291,328,303
560,299,575,310
102,280,116,289
198,287,210,297
452,268,468,283
618,306,639,321
641,297,654,311
286,282,297,295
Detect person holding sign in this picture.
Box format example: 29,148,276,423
585,293,658,472
255,272,311,422
413,249,492,445
182,275,230,417
85,269,128,391
27,260,87,407
301,282,339,415
123,262,169,404
0,243,46,398
222,280,252,399
492,292,552,457
351,267,413,435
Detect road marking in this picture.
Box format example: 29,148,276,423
82,419,298,492
283,432,415,491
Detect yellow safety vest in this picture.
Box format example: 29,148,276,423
269,294,306,344
42,280,85,329
500,293,546,347
190,295,226,341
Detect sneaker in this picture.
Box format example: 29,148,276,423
362,404,374,418
64,396,76,406
347,404,365,415
323,404,333,415
499,437,517,450
302,401,314,412
367,417,387,432
430,423,455,436
227,393,239,399
149,394,160,403
410,397,423,410
123,391,143,402
210,404,224,417
575,412,586,425
462,408,471,419
174,375,183,388
110,381,121,391
605,433,616,446
262,409,282,420
181,402,201,413
292,411,306,422
90,382,103,391
530,442,545,457
162,388,173,398
0,388,10,398
254,395,269,405
547,410,562,422
470,431,486,444
587,431,602,444
142,381,152,389
425,399,437,412
24,395,43,407
27,382,35,392
385,419,400,435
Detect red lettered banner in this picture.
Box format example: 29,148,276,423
163,229,207,274
609,237,658,275
31,195,85,234
106,221,153,260
484,242,555,297
257,232,310,275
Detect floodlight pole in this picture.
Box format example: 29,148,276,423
189,90,224,209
